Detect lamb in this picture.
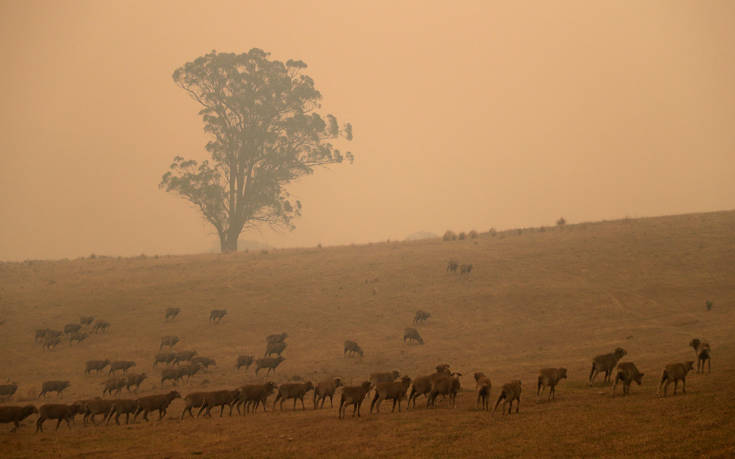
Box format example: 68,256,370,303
266,332,288,344
659,361,694,396
209,309,227,323
413,310,431,324
0,382,19,400
85,359,110,375
134,391,181,421
408,365,453,408
164,307,180,321
202,389,240,417
154,351,177,367
35,403,81,432
344,340,364,357
493,380,522,415
370,376,412,413
92,320,110,333
39,380,70,398
403,327,424,345
173,350,197,365
474,372,492,410
255,356,285,375
191,356,216,369
160,335,180,350
236,355,254,370
235,382,277,414
589,347,627,384
64,323,82,335
105,399,137,425
338,381,372,419
537,368,567,400
273,382,314,411
79,398,115,425
109,360,136,375
69,331,88,345
612,362,644,396
80,316,94,326
0,405,37,432
428,373,461,408
265,341,287,357
102,376,127,396
125,373,147,392
313,377,343,409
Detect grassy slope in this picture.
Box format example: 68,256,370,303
0,210,734,457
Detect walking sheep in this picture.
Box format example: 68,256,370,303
474,372,492,410
133,391,181,421
273,382,314,411
0,405,37,432
612,362,644,396
39,380,70,398
35,403,81,432
659,361,694,396
370,376,412,413
537,368,567,400
255,356,285,375
313,377,343,409
344,340,364,357
338,381,372,419
589,347,627,384
494,380,522,415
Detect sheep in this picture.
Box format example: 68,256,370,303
153,351,176,367
0,382,19,400
92,320,110,333
413,310,431,324
109,360,136,375
164,307,180,321
460,264,473,274
69,331,88,345
161,368,181,387
35,403,82,432
80,316,94,326
79,398,115,425
202,389,240,417
180,391,208,419
235,382,277,414
589,347,627,384
0,405,37,432
255,356,285,375
697,348,712,374
85,359,110,375
403,327,424,345
105,399,137,425
39,380,70,398
338,381,372,419
493,380,522,415
273,382,314,411
370,376,412,413
446,260,458,272
102,376,127,396
612,362,644,396
428,373,462,408
125,373,147,392
236,355,254,370
344,340,363,357
177,364,202,384
370,370,400,386
133,391,181,421
474,372,492,410
172,350,197,365
408,365,453,408
64,323,82,335
35,328,50,343
537,368,567,400
42,335,61,350
209,309,227,323
659,361,694,396
191,356,216,369
313,377,343,409
160,335,180,350
266,332,288,344
689,338,710,359
265,341,287,357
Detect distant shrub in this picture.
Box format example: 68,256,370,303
458,232,466,240
706,300,713,311
317,243,322,249
468,230,478,239
488,228,497,237
89,253,96,259
443,230,457,241
557,217,566,227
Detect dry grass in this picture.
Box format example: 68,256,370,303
1,210,734,457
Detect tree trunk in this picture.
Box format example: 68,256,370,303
219,232,238,253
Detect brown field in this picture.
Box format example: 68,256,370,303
1,211,734,457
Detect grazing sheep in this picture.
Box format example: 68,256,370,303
428,373,461,408
409,365,453,408
64,323,82,335
85,359,110,375
697,348,712,374
105,399,136,425
612,362,644,396
102,376,127,396
109,360,136,375
0,405,38,432
92,320,110,333
266,332,288,344
0,383,19,400
659,361,694,396
160,335,180,350
134,391,181,421
235,382,277,414
41,335,61,350
493,380,522,415
403,327,424,345
338,381,372,419
177,364,202,384
446,260,458,272
39,380,70,398
79,398,115,425
255,356,285,375
537,368,567,401
153,351,177,367
370,376,412,413
209,309,227,323
589,347,627,384
460,264,473,274
125,373,147,392
236,355,254,370
313,377,343,409
202,390,240,417
273,382,314,411
413,310,431,324
265,341,287,357
474,372,492,410
80,316,94,326
160,368,181,387
35,403,81,432
344,340,364,357
173,350,197,365
191,356,216,369
180,391,208,419
69,331,88,345
164,307,180,321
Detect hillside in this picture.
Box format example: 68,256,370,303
1,210,734,457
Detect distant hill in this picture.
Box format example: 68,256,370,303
405,231,438,241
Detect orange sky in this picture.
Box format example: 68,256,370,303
1,0,733,260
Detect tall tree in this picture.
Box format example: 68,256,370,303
161,49,353,252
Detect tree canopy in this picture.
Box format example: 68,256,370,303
160,49,353,252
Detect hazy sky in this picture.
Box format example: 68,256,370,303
1,0,733,260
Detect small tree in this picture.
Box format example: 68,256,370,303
556,217,566,227
706,300,713,311
160,49,353,252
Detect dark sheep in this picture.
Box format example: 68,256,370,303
344,340,363,357
42,335,61,350
413,310,431,324
180,391,208,419
109,360,136,375
612,362,644,396
589,347,627,384
85,359,110,375
64,323,82,335
80,316,94,326
125,373,147,392
403,327,424,345
105,399,137,425
160,368,181,387
0,383,19,400
474,372,492,410
408,365,453,408
428,373,462,408
236,355,254,370
266,332,288,344
0,405,37,432
537,368,567,401
102,376,127,396
79,398,115,425
370,376,412,413
370,370,400,386
697,348,712,374
92,320,110,333
173,350,198,365
134,391,181,421
446,260,458,272
255,356,285,375
460,264,473,274
202,389,240,417
191,356,216,369
264,341,287,357
39,380,70,398
177,364,202,384
338,381,372,419
273,382,314,410
165,307,180,321
35,403,82,432
659,361,694,396
494,380,522,415
160,335,180,350
153,351,177,367
313,377,343,409
69,331,88,345
209,309,227,323
235,382,277,415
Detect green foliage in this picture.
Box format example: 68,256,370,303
160,49,353,252
706,300,713,311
